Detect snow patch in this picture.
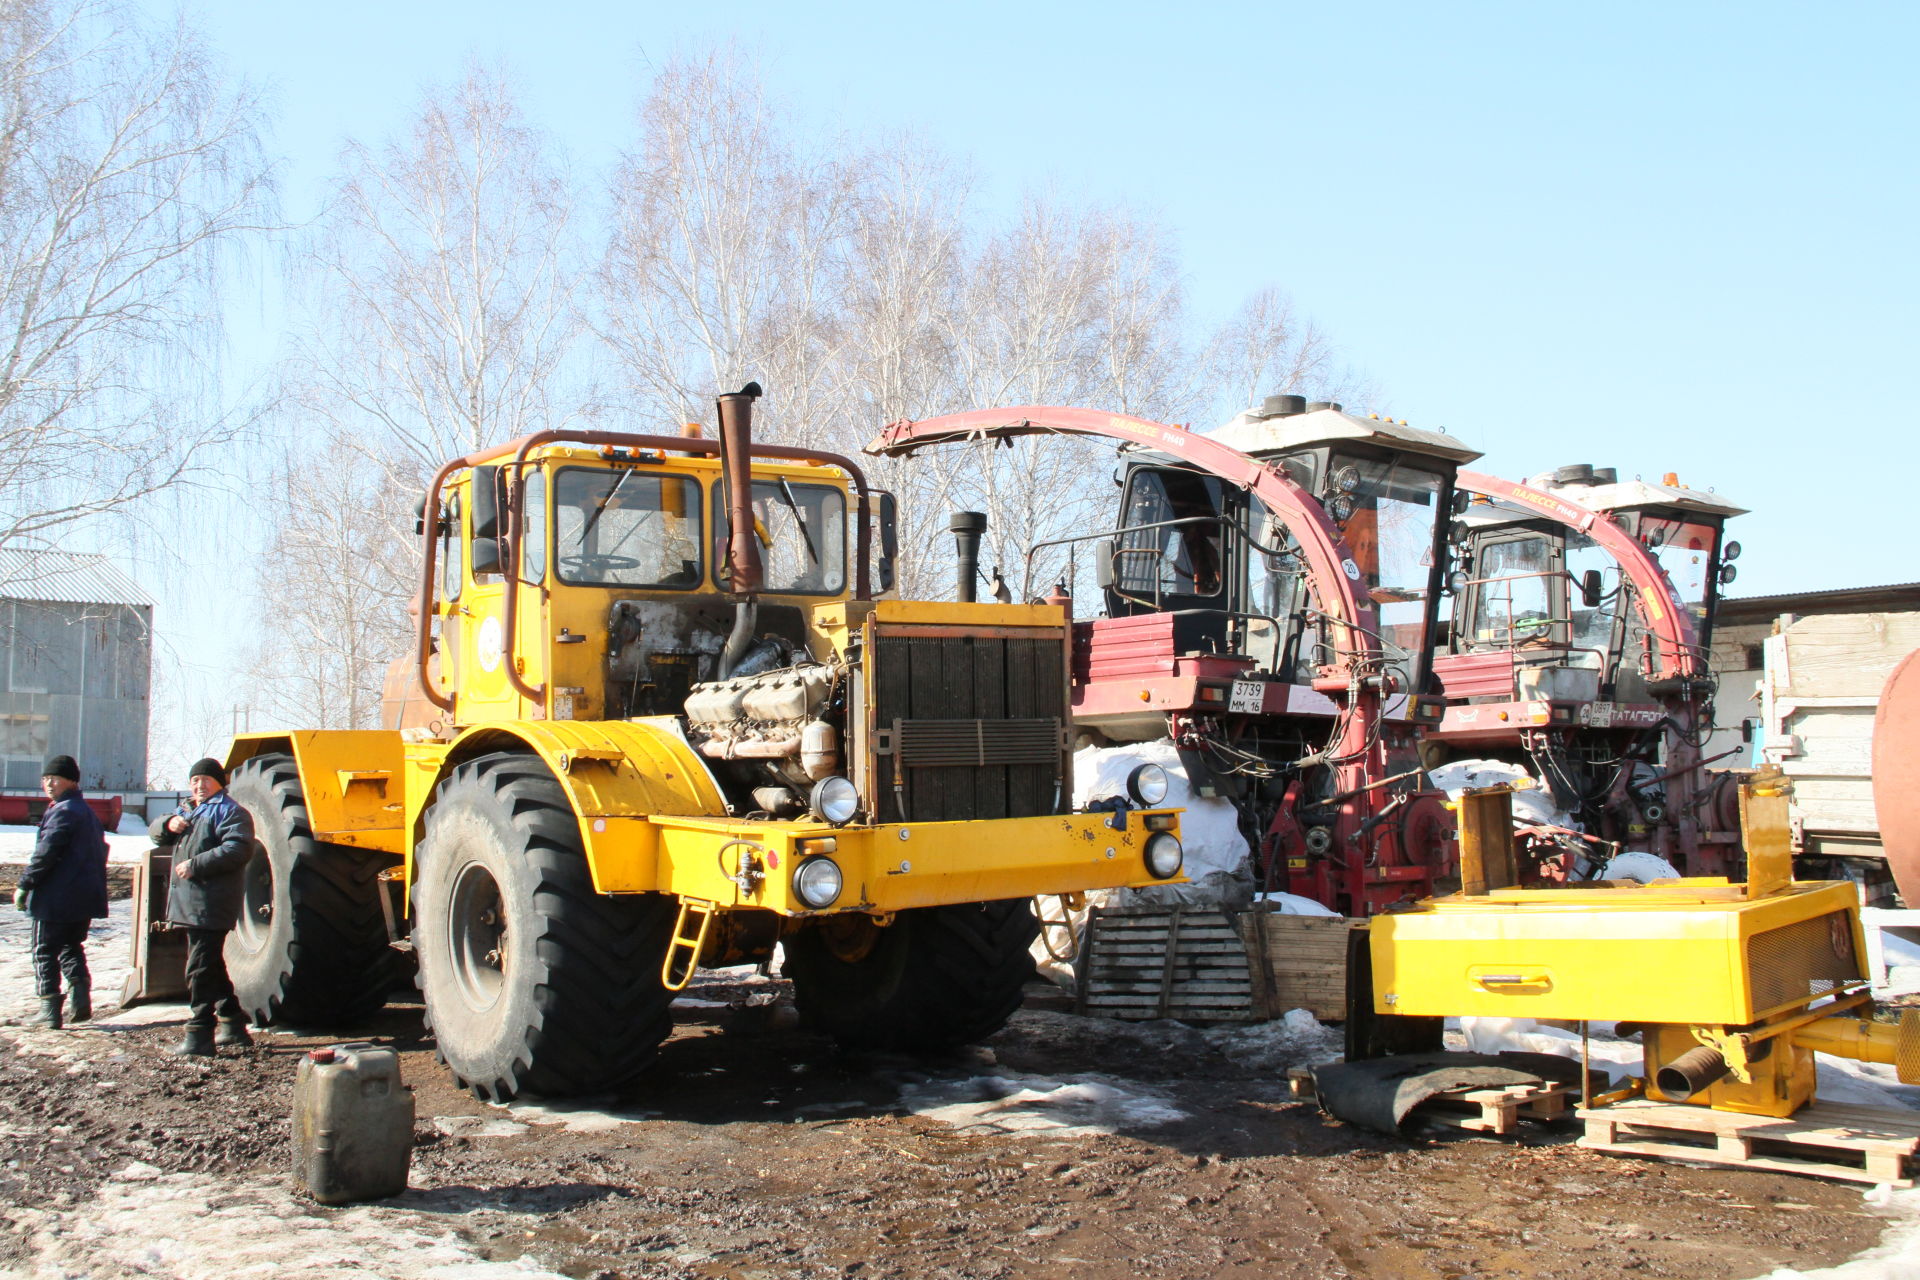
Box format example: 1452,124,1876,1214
1748,1186,1920,1278
898,1071,1185,1136
1203,1008,1343,1073
2,1162,574,1279
493,1098,657,1132
0,825,156,865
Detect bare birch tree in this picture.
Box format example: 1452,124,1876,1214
295,63,587,481
250,65,586,727
0,0,272,581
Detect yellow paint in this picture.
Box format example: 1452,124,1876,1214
1371,880,1864,1024
228,730,406,855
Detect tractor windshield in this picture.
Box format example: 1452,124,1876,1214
553,467,704,588
1335,457,1444,658
711,479,848,595
1115,468,1228,604
1467,535,1553,648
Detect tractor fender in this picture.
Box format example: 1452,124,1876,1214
226,730,407,856
420,717,732,896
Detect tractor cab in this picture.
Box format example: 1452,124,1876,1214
420,444,886,733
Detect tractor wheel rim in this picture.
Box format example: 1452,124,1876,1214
233,843,274,952
447,860,507,1012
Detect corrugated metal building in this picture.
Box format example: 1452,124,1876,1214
0,550,153,793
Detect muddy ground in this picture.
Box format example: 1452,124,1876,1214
0,968,1897,1280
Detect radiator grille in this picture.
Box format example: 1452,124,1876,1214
884,717,1062,767
870,632,1066,822
1746,911,1863,1014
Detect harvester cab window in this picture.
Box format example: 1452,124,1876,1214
520,470,546,582
1114,468,1227,605
553,467,703,588
1468,535,1553,648
1336,457,1443,656
1247,498,1313,678
710,479,847,595
1640,515,1719,644
1565,529,1619,668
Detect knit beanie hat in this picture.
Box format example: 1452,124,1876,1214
41,754,79,782
188,757,228,786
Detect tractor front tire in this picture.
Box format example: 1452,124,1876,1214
413,752,676,1100
784,899,1039,1051
224,753,402,1027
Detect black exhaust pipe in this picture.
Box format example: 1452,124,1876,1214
1654,1045,1731,1101
950,511,986,602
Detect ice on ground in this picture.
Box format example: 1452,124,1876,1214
0,824,157,865
899,1071,1186,1137
1,1161,574,1279
1205,1008,1344,1073
493,1098,658,1132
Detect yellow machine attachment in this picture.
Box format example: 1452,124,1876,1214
1369,768,1920,1118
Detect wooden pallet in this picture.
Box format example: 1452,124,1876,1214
1578,1100,1920,1186
1417,1083,1576,1135
1076,907,1257,1022
1240,912,1362,1021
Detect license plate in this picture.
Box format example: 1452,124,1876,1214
1580,702,1615,728
1229,680,1266,714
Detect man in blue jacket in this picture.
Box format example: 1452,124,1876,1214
14,754,110,1029
151,756,257,1056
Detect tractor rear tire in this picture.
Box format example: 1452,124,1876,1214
225,753,403,1027
784,899,1039,1051
413,751,676,1100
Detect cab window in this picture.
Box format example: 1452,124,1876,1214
1115,468,1227,601
520,470,546,582
1468,536,1553,648
553,467,703,588
711,479,847,595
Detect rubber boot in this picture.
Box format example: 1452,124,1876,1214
215,1019,253,1048
65,986,91,1025
174,1024,215,1056
25,997,62,1029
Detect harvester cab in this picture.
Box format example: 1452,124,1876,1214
1432,466,1747,879
162,384,1188,1101
870,399,1482,917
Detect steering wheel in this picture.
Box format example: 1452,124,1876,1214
560,553,643,576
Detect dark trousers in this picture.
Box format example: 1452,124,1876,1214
30,919,90,999
182,928,244,1029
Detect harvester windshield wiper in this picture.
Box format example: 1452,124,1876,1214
777,477,819,566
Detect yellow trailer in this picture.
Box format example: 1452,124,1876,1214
209,385,1183,1099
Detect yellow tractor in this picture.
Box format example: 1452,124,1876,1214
202,385,1184,1098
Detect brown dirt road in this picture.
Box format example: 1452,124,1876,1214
0,973,1893,1280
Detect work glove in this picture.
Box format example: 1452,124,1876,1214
11,886,25,911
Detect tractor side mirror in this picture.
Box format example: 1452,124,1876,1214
876,492,898,593
468,465,506,576
1580,569,1604,608
1094,541,1117,590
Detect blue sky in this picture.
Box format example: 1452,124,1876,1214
166,0,1913,600
121,0,1914,763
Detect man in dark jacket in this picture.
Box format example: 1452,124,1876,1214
14,754,110,1028
151,756,256,1055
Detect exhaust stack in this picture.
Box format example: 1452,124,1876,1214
716,382,765,595
950,511,986,602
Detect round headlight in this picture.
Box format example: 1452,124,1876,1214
1446,568,1470,594
793,857,843,909
1126,762,1169,807
1723,540,1742,562
1144,832,1183,880
1719,563,1738,586
809,776,859,825
1327,494,1355,523
1332,465,1361,494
